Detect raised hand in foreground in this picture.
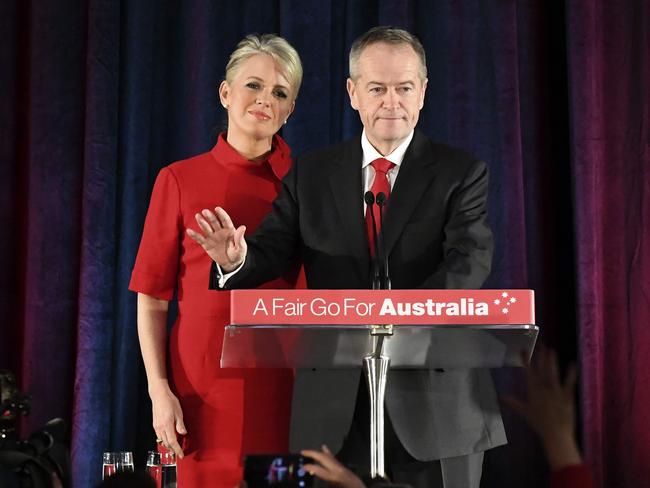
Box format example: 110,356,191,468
502,346,581,471
301,445,366,488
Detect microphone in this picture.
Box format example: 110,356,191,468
364,191,381,290
376,192,391,290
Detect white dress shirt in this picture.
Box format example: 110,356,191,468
361,129,414,212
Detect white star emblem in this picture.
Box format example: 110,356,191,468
494,299,501,305
509,297,517,304
501,292,509,298
502,308,509,314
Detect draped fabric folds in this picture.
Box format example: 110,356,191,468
0,1,647,487
567,1,650,486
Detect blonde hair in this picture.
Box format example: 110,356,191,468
225,34,303,99
349,26,427,81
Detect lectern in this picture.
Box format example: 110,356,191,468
221,289,538,478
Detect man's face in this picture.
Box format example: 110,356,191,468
347,42,427,153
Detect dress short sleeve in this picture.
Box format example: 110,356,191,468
129,167,182,300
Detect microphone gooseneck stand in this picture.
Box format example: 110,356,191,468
364,191,392,479
376,192,391,290
365,191,382,290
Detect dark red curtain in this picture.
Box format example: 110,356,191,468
567,1,650,486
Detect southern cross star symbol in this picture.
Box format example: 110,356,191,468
495,292,518,315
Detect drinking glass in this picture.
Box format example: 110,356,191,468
160,450,177,488
146,451,162,488
102,452,116,480
115,451,135,474
103,451,134,479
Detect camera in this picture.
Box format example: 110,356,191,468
0,370,71,488
0,370,32,448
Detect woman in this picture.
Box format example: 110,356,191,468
129,34,303,487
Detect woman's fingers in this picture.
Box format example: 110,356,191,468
176,416,188,436
166,430,184,459
152,392,186,459
159,416,184,458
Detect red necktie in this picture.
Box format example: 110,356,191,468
365,158,395,255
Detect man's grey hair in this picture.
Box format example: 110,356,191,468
349,26,427,81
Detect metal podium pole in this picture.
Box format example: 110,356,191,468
362,325,393,479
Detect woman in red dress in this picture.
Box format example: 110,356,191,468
129,34,303,487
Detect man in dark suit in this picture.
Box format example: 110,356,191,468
188,27,505,488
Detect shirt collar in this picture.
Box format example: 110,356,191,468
361,129,414,169
210,132,292,180
266,133,292,180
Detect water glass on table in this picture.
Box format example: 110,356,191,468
102,451,134,479
160,450,177,488
147,451,162,487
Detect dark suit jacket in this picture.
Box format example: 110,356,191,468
212,130,506,460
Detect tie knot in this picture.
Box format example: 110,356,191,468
371,158,395,175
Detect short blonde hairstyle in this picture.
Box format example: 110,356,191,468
225,34,303,99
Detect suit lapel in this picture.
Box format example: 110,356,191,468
328,139,369,262
382,130,437,257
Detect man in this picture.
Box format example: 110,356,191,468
188,27,505,488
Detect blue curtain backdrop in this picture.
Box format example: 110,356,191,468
1,1,648,487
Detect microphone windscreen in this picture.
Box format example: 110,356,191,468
376,192,387,205
364,191,375,205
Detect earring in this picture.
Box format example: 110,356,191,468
284,119,288,125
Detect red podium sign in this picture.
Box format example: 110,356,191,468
230,289,534,325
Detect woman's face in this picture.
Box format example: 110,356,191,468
220,53,295,141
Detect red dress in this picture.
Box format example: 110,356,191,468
129,133,300,488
